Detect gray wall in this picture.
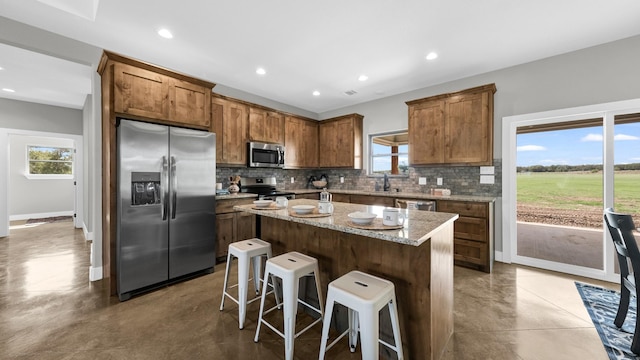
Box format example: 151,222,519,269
0,98,83,135
9,135,75,217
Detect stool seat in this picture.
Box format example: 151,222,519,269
220,238,276,329
254,251,324,360
319,270,404,360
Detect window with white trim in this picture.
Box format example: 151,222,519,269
369,131,409,176
27,145,74,178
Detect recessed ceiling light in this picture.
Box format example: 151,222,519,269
312,91,320,96
426,52,438,60
358,75,368,82
3,88,16,93
0,66,4,70
158,28,173,39
256,68,266,75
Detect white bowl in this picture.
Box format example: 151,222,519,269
253,200,273,208
348,212,377,225
292,204,315,214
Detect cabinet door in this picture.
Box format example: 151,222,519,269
249,108,284,144
408,100,445,165
215,213,236,259
284,116,303,167
212,97,249,165
349,194,395,207
302,120,319,168
332,193,351,203
318,121,337,167
444,92,491,164
334,119,354,167
114,63,170,120
169,79,210,129
236,212,256,241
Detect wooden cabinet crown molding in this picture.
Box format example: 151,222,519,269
98,50,216,89
405,83,496,106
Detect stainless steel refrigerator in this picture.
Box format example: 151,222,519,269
117,119,216,301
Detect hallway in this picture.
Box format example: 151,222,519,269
0,221,615,359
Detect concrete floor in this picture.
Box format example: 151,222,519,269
0,220,618,359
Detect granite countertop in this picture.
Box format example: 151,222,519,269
289,188,495,203
216,193,258,200
234,199,458,247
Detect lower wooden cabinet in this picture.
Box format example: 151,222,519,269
294,192,319,200
349,194,395,207
215,198,256,261
438,200,494,273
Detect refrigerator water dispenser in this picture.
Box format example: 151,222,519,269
131,172,161,206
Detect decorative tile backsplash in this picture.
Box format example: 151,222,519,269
217,160,501,198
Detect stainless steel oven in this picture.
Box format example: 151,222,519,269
248,142,285,168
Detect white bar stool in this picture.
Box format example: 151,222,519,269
219,238,278,329
318,270,404,360
254,251,324,360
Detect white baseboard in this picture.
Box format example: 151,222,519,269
89,266,103,281
82,223,93,241
495,250,508,263
10,210,74,221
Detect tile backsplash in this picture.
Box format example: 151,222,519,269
217,160,501,198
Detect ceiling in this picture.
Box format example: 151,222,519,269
1,0,640,113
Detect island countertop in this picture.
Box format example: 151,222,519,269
234,199,458,247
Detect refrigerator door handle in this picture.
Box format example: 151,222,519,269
170,156,177,219
161,156,169,220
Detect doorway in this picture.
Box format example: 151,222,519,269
0,128,83,237
502,99,640,282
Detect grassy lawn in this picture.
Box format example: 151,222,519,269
517,171,640,216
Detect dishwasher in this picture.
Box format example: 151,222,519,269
395,199,436,211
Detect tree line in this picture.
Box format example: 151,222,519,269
517,163,640,173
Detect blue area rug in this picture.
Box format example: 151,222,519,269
576,282,640,359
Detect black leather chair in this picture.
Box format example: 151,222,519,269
604,207,640,354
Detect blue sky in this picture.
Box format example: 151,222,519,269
517,122,640,166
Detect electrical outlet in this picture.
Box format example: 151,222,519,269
340,176,344,183
290,177,295,183
418,177,427,185
437,177,443,186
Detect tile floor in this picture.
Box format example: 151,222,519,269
0,220,617,359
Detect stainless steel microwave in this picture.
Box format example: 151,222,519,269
248,142,285,168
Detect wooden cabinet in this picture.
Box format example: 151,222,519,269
331,193,351,203
215,197,257,261
284,116,318,168
438,200,494,273
294,192,320,200
112,59,213,130
407,84,495,166
318,114,363,168
349,194,395,207
249,107,285,144
211,96,249,166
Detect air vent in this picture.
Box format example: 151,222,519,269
344,90,358,96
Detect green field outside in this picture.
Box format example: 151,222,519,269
517,171,640,216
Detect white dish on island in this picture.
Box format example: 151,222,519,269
291,204,315,214
347,211,377,225
253,200,274,208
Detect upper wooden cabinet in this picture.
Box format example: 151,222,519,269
284,116,318,168
318,114,364,169
249,107,285,144
211,95,249,166
100,51,215,130
407,84,496,166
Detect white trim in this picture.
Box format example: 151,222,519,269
501,98,640,282
83,223,94,241
9,210,73,221
89,266,103,281
494,250,506,263
24,174,74,180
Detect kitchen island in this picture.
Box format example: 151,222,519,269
234,199,458,359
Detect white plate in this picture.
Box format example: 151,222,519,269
291,204,315,214
253,200,273,208
347,212,377,225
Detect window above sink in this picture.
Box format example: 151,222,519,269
368,131,409,177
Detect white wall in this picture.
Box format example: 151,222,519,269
8,135,75,218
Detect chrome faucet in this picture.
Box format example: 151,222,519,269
383,173,390,192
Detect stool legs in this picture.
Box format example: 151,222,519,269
358,307,379,360
219,251,233,311
318,292,336,358
283,273,298,360
388,297,404,360
237,253,250,329
348,308,358,352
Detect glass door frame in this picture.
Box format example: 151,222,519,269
502,98,640,283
